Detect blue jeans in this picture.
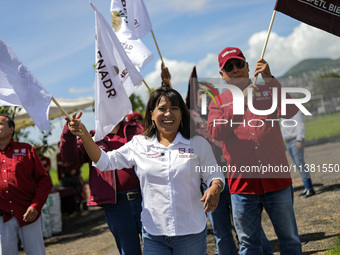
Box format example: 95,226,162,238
202,181,272,255
142,227,207,255
285,138,313,190
231,186,302,255
103,193,142,255
202,181,238,255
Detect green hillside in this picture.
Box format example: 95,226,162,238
281,58,340,78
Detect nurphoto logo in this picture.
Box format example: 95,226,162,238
200,83,312,128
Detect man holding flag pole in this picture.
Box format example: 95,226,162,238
207,46,302,254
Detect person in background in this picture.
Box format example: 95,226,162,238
126,111,143,124
0,114,51,255
207,47,302,254
190,80,239,255
56,145,87,214
281,110,315,198
161,62,171,88
60,118,143,255
35,145,52,187
191,80,272,255
66,87,225,255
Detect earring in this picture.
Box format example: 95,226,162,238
152,120,156,129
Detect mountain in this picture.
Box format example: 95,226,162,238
280,58,340,78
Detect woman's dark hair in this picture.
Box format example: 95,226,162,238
142,87,193,139
0,114,15,137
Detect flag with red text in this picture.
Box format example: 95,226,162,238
275,0,340,37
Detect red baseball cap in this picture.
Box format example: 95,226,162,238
218,47,245,69
126,111,143,122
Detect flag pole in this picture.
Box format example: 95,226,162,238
51,97,71,122
151,29,172,88
254,10,277,85
143,80,152,94
151,29,164,65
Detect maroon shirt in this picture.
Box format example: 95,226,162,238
207,78,298,194
0,140,52,227
40,155,51,172
60,121,142,206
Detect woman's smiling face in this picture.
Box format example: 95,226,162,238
151,96,182,139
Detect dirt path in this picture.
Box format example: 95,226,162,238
21,141,340,255
260,141,340,255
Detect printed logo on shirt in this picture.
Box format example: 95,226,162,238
141,152,162,158
178,148,196,158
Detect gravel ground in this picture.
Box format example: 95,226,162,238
19,141,340,255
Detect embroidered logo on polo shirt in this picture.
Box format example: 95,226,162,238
141,152,162,158
178,148,196,158
179,148,185,154
13,148,27,157
255,90,271,101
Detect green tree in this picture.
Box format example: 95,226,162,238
0,106,54,153
129,93,146,116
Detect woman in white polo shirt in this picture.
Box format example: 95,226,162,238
67,87,225,255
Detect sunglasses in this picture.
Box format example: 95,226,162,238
223,59,246,72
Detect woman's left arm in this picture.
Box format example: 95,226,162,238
194,136,225,212
200,179,224,212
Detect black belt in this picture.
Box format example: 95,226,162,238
285,137,296,143
117,190,142,201
0,211,3,216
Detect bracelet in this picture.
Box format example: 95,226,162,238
212,182,222,191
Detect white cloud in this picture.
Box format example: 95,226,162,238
170,0,212,11
141,58,195,100
141,22,340,105
246,23,340,76
68,86,94,95
196,53,219,78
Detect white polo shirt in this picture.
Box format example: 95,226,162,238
95,133,224,236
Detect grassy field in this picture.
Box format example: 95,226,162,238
304,112,340,141
327,237,340,255
49,163,89,186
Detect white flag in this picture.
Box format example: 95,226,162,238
112,0,152,38
0,38,52,130
110,0,153,71
91,2,143,142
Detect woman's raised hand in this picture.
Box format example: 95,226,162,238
66,112,87,137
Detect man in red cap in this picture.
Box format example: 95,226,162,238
207,47,302,254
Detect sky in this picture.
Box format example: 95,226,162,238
1,0,340,144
